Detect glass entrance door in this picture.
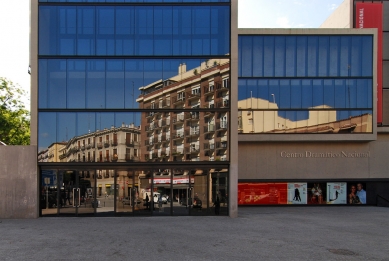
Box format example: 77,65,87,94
172,168,191,216
58,170,95,216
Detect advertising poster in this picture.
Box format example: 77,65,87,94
307,182,327,204
347,182,367,205
326,182,347,204
287,183,307,204
238,183,287,205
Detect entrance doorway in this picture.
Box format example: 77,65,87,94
40,166,228,216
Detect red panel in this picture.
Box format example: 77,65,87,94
238,183,287,205
356,3,383,124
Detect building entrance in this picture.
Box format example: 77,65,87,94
40,166,229,217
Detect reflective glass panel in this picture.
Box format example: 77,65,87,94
38,6,230,56
238,110,373,134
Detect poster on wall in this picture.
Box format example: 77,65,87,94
287,183,307,204
347,182,367,205
326,182,347,204
238,183,287,205
307,182,327,204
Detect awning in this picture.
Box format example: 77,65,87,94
105,184,111,187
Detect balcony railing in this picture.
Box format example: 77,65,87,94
172,132,184,139
111,155,118,162
161,99,171,108
204,143,215,150
216,99,229,108
185,145,200,154
216,122,228,130
97,142,103,149
185,129,200,136
204,125,215,133
203,85,215,96
111,140,118,146
172,115,185,124
216,141,228,150
186,91,201,101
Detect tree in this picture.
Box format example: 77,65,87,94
0,77,30,145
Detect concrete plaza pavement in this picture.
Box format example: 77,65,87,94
1,206,388,261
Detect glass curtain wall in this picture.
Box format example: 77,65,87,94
238,35,373,134
38,1,231,216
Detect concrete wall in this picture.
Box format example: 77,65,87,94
238,133,389,181
0,146,38,218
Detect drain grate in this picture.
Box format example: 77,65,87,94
328,249,357,256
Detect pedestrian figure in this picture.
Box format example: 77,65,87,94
213,193,220,215
145,194,149,209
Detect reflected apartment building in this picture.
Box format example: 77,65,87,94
137,58,230,163
238,97,372,134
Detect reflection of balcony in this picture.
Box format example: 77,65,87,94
126,140,137,147
186,91,201,102
97,142,103,149
154,137,162,144
216,122,228,131
203,125,215,133
80,145,85,151
185,145,200,154
104,141,110,148
145,140,154,146
172,148,184,155
172,95,185,105
125,154,139,162
216,141,228,150
162,135,170,143
203,143,215,151
161,119,170,127
172,132,184,140
104,157,110,162
204,150,213,157
216,99,229,108
86,143,95,149
186,113,199,121
111,140,118,146
203,85,215,96
59,154,67,160
172,115,185,124
216,81,229,91
161,99,171,108
146,112,155,118
111,155,118,162
204,111,214,118
185,129,200,137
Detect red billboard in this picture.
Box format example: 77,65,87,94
356,3,383,124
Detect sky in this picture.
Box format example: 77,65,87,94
0,0,345,111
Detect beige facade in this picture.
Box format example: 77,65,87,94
239,132,389,181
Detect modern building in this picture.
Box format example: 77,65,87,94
4,0,389,219
30,0,235,217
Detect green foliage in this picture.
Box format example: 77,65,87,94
0,77,30,145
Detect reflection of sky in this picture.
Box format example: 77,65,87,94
39,112,141,151
238,79,373,121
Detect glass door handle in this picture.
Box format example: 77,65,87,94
77,188,81,207
73,188,76,207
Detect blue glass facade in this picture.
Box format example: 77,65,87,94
38,0,231,217
238,35,374,134
39,5,230,56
